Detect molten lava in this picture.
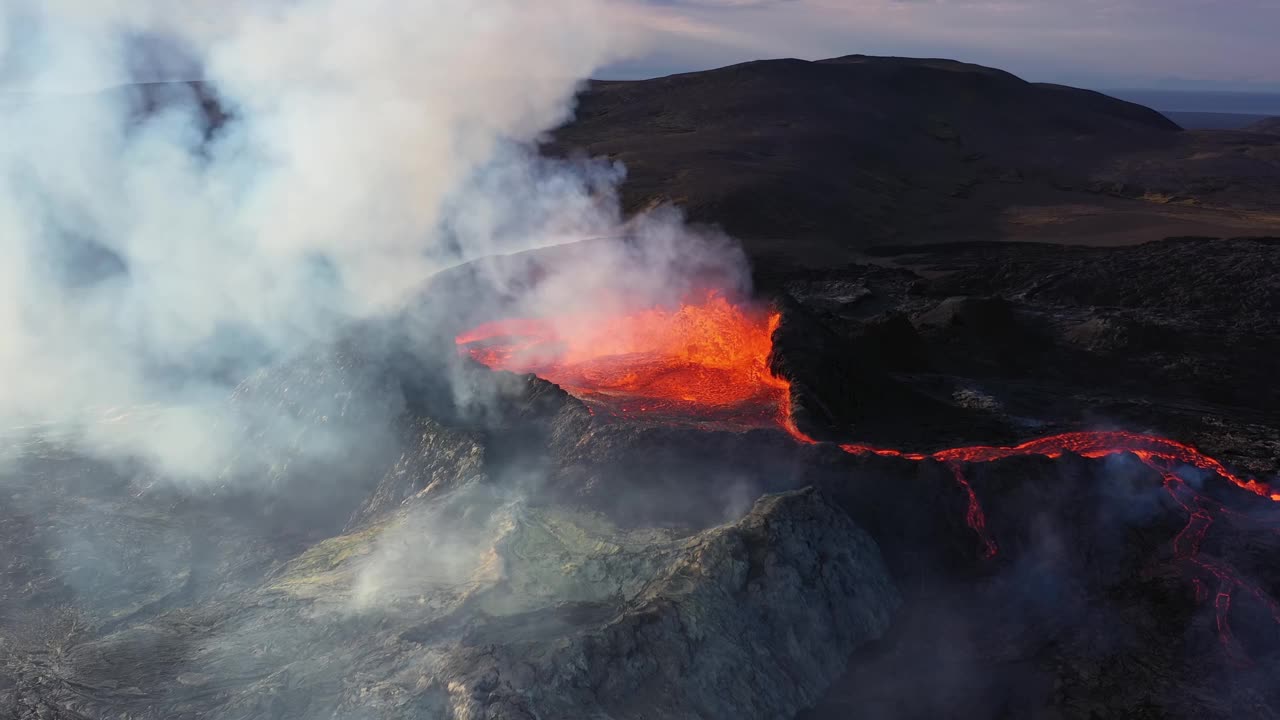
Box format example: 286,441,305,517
456,291,790,425
457,291,1280,656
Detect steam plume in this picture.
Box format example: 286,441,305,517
0,1,745,480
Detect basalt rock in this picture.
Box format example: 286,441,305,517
435,488,898,720
2,482,897,720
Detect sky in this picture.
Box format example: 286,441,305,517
3,1,1277,94
608,0,1280,91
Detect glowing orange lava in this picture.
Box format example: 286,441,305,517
457,291,791,425
457,292,1280,656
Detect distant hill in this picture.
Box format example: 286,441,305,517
552,56,1280,262
1103,88,1280,116
1247,117,1280,134
1162,111,1272,130
1100,88,1280,130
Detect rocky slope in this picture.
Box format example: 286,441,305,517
1,376,899,720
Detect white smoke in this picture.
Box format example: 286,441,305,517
0,1,748,480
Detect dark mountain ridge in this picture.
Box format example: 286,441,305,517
553,55,1280,263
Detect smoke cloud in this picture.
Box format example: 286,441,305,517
0,1,747,482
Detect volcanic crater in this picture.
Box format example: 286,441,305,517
6,55,1280,720
436,231,1280,716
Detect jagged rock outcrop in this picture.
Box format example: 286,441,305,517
345,417,488,531
2,484,897,720
438,488,898,720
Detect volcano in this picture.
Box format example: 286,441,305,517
8,56,1280,720
457,289,1280,651
455,291,1278,503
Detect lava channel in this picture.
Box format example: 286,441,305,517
457,290,1280,656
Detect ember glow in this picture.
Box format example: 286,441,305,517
457,292,1280,653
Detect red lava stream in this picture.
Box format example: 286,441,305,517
457,291,1280,655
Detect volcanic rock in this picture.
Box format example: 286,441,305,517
2,467,898,719
344,415,488,532
432,488,898,720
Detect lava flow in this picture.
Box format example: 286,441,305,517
456,291,791,426
457,291,1280,655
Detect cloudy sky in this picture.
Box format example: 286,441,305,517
2,1,1275,94
610,0,1280,91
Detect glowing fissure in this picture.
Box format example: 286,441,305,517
457,292,1280,654
1145,458,1280,660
